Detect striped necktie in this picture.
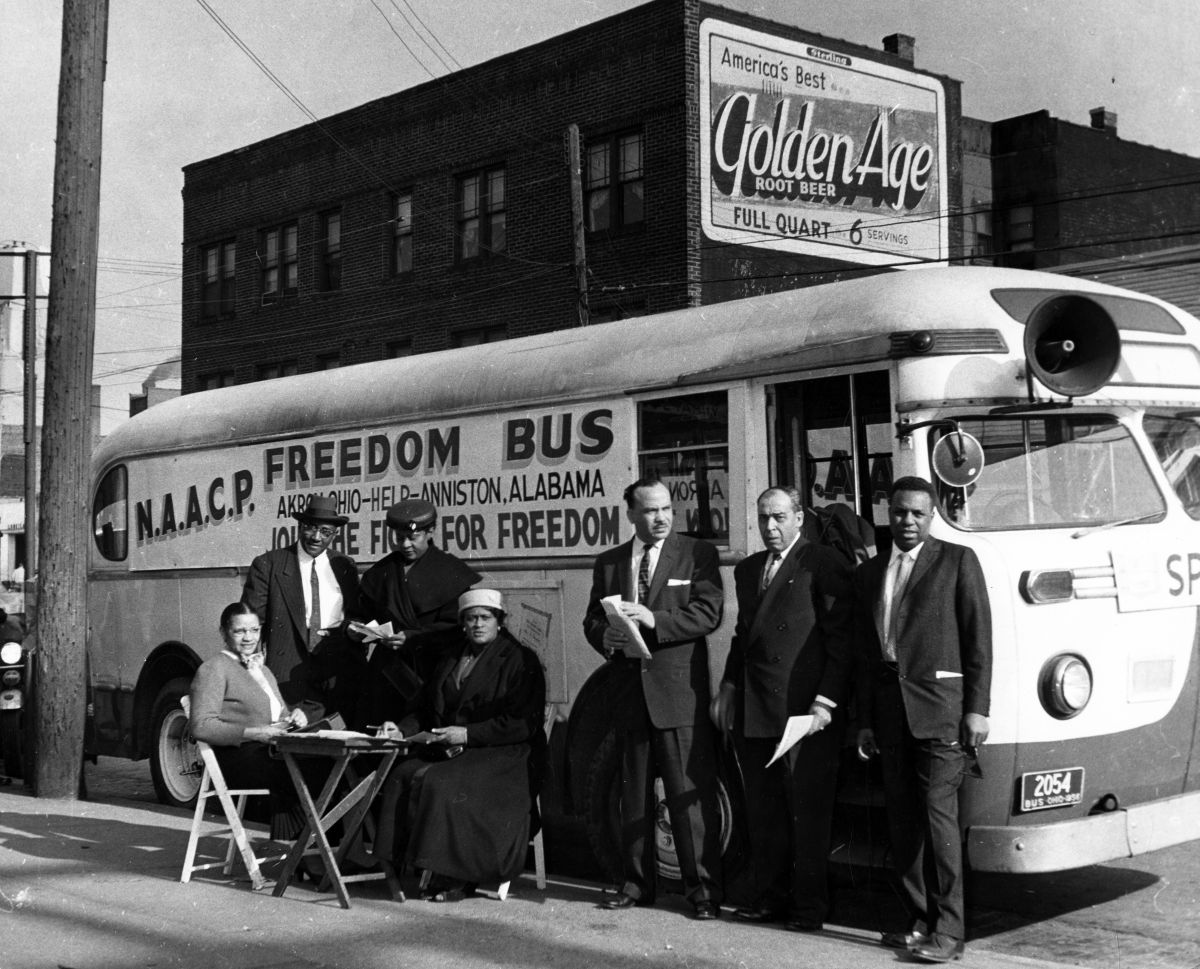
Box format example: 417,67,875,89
637,543,653,603
308,561,322,650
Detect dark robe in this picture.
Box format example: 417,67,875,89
349,545,480,729
373,629,546,885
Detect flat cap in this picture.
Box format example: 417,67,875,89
458,588,504,614
386,498,438,533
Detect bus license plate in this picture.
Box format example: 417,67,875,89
1019,767,1084,812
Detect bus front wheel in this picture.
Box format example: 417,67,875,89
148,677,201,807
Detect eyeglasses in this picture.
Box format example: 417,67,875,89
299,523,337,538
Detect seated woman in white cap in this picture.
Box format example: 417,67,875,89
371,588,546,901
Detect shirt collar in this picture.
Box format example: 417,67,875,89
889,541,924,566
771,533,801,560
297,546,326,567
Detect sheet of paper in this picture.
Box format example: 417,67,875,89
766,715,814,767
601,594,652,660
356,620,394,643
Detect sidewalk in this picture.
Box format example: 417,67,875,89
0,785,1074,969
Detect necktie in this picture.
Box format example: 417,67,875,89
762,552,782,592
308,561,322,651
884,553,913,662
637,543,653,603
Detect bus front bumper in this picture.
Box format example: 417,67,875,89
968,789,1200,873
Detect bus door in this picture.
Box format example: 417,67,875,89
767,371,893,548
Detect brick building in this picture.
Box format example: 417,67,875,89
991,107,1200,270
180,0,962,392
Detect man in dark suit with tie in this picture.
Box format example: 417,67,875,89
583,477,725,920
243,494,361,723
855,476,992,964
710,486,853,931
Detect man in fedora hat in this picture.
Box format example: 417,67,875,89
348,498,479,728
243,494,361,722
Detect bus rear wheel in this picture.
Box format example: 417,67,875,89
149,677,201,807
584,730,740,888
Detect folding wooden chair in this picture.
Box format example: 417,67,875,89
497,701,556,900
178,696,286,891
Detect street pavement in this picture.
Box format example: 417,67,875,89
0,770,1137,969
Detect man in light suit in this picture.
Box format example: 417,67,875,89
855,476,992,964
710,487,853,932
243,494,361,722
583,477,725,920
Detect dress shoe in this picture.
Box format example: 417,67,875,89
603,891,649,910
911,934,965,963
784,916,823,933
692,900,720,920
881,929,931,950
733,905,786,924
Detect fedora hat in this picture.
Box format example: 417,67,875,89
292,494,349,526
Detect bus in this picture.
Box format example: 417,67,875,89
86,265,1200,879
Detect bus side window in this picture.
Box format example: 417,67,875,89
93,465,129,562
637,391,729,542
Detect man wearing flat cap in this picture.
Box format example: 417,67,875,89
242,494,361,722
349,498,480,729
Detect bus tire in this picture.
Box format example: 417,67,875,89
148,677,201,808
583,729,743,889
1,709,23,779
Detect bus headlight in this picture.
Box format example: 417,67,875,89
0,641,22,665
1021,570,1074,603
1039,654,1092,719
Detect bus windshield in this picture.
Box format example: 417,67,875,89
1144,412,1200,520
935,415,1165,530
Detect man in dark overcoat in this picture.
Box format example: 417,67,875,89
242,494,361,722
855,476,992,964
349,499,479,728
583,476,725,920
711,486,853,931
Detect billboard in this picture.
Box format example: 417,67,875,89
699,19,948,266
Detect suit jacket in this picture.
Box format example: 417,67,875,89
242,545,361,715
854,536,992,741
723,539,853,738
583,532,724,730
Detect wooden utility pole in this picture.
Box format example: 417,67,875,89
566,124,590,327
33,0,110,798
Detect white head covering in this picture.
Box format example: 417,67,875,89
458,588,504,615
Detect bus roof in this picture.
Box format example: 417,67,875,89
93,266,1196,469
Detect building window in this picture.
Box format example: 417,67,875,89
261,222,298,300
457,166,506,260
200,241,236,320
318,210,342,292
197,370,235,391
385,339,413,358
1008,204,1034,252
586,131,644,232
973,209,994,260
452,324,507,347
315,352,340,370
392,192,413,274
256,360,298,381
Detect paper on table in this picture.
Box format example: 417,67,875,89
766,715,814,767
601,595,652,660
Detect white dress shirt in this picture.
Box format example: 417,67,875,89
298,548,344,629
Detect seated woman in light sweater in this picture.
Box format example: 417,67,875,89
188,600,310,840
